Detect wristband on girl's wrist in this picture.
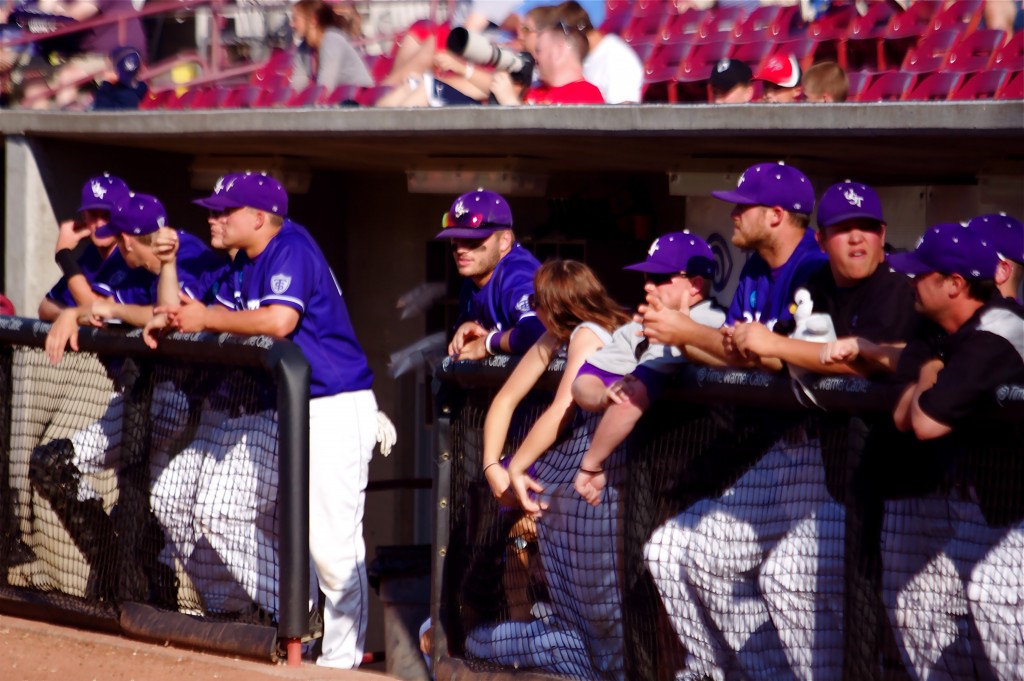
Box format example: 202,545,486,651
482,461,500,474
464,64,474,79
485,330,500,355
579,466,603,475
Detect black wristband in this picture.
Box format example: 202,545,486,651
55,249,83,279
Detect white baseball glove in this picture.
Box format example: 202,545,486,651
376,410,397,456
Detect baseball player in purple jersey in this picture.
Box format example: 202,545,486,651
967,212,1023,303
151,172,379,669
881,224,1024,680
39,173,133,321
638,161,826,369
435,189,545,360
637,163,827,680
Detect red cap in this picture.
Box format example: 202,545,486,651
754,54,801,88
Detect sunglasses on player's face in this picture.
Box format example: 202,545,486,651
209,206,244,219
645,272,684,287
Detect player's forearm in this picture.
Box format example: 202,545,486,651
770,337,860,375
68,275,102,307
681,323,734,365
202,306,298,338
103,303,154,328
857,339,905,373
580,401,644,471
503,316,546,355
157,262,180,308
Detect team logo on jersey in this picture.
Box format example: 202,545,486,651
91,181,107,199
843,188,864,207
271,274,292,294
515,294,531,312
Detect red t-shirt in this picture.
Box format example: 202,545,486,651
525,80,605,105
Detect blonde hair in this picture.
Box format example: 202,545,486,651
803,61,849,102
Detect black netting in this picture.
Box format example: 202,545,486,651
438,361,1024,681
1,345,280,629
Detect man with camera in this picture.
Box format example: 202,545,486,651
490,6,603,105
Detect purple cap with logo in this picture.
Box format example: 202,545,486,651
111,46,142,86
712,162,815,214
193,172,288,216
79,173,131,238
889,223,1000,279
817,180,885,228
966,213,1023,264
434,188,513,239
108,193,167,236
624,231,716,277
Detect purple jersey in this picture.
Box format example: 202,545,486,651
202,220,372,397
47,242,133,307
725,228,827,330
457,243,540,333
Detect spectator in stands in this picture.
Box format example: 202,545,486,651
754,53,802,103
882,223,1023,679
638,161,826,368
983,0,1023,35
492,6,603,105
967,212,1023,302
554,1,642,104
289,0,373,92
709,57,754,103
93,46,146,110
801,61,848,102
437,188,545,360
38,173,132,321
572,232,725,506
20,0,148,109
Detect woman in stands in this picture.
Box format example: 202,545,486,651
289,0,373,92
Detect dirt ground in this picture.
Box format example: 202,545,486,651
0,613,393,681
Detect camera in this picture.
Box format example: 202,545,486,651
446,27,535,87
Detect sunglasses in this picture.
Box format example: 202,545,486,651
645,272,682,286
441,211,509,231
209,206,244,219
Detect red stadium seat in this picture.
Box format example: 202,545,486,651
805,2,859,63
221,84,264,109
621,2,669,44
659,7,708,42
842,1,897,70
943,29,1006,73
845,70,871,100
676,39,731,83
879,0,941,69
139,88,176,110
928,0,982,35
367,53,394,84
729,39,773,71
643,39,692,85
695,5,746,44
950,69,1008,99
902,28,960,72
250,48,293,85
855,71,916,101
628,36,657,65
320,85,359,106
286,84,324,107
731,5,799,45
904,71,964,100
599,0,633,35
992,31,1024,71
772,36,824,71
354,85,389,107
998,71,1023,99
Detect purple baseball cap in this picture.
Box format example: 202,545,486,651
107,193,167,236
193,172,288,216
434,188,513,239
624,231,716,277
111,46,142,86
79,174,131,238
888,223,1000,279
817,181,885,229
712,162,815,215
966,213,1023,264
